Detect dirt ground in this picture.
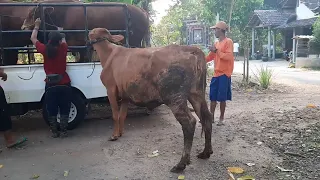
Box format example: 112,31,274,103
1,72,320,180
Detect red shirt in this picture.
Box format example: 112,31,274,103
36,41,71,85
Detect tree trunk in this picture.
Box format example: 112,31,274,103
228,0,236,32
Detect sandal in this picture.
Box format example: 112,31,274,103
7,137,28,148
217,120,225,126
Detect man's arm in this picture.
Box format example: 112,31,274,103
217,40,234,61
206,51,216,63
206,44,217,62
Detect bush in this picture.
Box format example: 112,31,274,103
252,65,273,89
311,17,320,54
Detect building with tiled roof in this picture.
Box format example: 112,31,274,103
247,0,320,62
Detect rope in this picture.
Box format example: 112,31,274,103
17,67,38,80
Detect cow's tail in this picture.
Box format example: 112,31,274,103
197,50,211,138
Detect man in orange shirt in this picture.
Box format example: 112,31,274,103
206,21,234,126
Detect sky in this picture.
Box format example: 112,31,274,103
151,0,175,25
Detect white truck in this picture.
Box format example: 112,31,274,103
0,2,150,130
1,62,106,130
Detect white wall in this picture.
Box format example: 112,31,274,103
296,2,315,20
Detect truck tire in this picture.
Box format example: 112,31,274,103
42,93,86,130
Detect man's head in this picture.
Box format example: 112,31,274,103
210,21,228,39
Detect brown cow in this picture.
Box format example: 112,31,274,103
0,0,34,65
21,0,149,62
88,28,213,173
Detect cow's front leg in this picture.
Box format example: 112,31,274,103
119,101,128,137
107,90,120,141
169,101,196,173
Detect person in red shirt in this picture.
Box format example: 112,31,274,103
0,68,27,148
206,21,234,126
30,18,71,138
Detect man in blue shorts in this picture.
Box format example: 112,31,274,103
206,21,234,126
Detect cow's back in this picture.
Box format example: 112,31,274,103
110,45,206,104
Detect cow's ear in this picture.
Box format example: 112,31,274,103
44,7,55,14
111,35,124,43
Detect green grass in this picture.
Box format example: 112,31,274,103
252,65,274,89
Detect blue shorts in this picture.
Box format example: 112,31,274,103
209,74,232,102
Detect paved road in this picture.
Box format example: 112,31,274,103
233,60,320,86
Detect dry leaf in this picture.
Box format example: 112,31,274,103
306,104,317,108
0,165,3,169
246,89,253,92
31,174,40,179
227,167,244,174
64,170,69,177
178,175,185,180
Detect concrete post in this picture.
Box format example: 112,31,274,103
272,29,276,59
293,28,296,63
252,28,255,59
268,26,271,58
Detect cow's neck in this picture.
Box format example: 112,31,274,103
94,42,118,67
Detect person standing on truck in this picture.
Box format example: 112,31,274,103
206,21,234,126
30,18,71,138
0,68,28,148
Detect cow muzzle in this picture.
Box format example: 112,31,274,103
21,24,32,30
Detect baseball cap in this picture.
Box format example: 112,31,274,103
210,21,228,31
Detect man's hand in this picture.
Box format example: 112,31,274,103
209,45,217,53
1,72,7,81
34,18,41,29
57,27,63,31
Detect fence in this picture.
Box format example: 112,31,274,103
0,2,132,65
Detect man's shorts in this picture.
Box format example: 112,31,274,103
209,74,232,102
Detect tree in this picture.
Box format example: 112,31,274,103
310,17,320,54
151,0,206,46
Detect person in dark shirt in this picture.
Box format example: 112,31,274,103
0,68,27,148
30,18,72,138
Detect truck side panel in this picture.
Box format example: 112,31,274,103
0,62,107,104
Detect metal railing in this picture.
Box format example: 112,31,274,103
0,2,131,65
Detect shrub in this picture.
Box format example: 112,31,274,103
252,65,273,89
311,17,320,54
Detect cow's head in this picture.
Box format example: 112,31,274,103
88,28,124,46
21,5,54,30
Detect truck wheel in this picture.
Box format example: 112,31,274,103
42,93,86,130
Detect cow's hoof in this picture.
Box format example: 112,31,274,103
108,136,119,141
197,151,211,159
170,165,186,173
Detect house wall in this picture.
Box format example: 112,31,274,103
296,1,316,20
296,57,320,68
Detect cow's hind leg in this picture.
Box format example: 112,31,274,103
188,93,213,159
169,100,196,173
